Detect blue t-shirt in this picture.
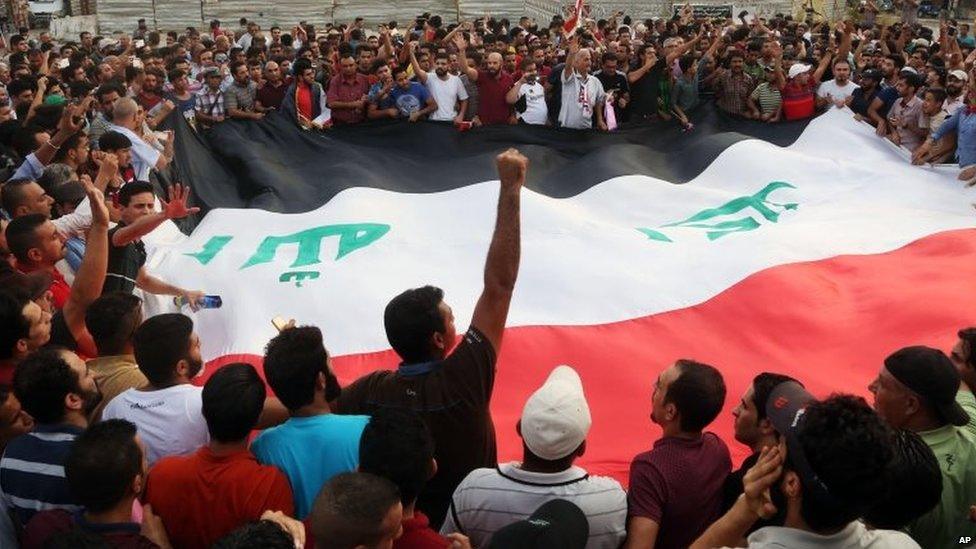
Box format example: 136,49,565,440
389,82,430,117
251,414,369,519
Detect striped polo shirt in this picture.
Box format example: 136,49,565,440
0,423,83,527
440,462,627,549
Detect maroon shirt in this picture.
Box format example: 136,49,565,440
394,511,450,549
475,69,515,125
256,77,292,110
627,432,731,549
327,73,370,125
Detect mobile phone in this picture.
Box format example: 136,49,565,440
272,316,292,332
134,39,145,48
56,58,69,69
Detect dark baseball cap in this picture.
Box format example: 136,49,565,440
861,68,883,81
885,346,968,427
486,499,589,549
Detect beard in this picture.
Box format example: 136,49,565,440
82,386,103,417
435,68,448,77
487,66,499,76
186,356,205,379
948,84,962,95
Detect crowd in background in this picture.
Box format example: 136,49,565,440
0,4,974,549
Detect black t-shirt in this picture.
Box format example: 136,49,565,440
596,70,631,121
628,59,666,120
103,223,146,295
335,327,497,528
722,450,785,532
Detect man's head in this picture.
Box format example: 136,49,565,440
263,326,341,412
574,48,592,74
98,130,133,168
142,68,163,93
882,54,904,78
117,181,156,225
832,59,851,84
95,83,123,114
384,285,456,363
13,347,100,424
0,290,51,362
132,313,203,387
769,394,892,533
947,69,968,96
357,46,375,73
519,366,591,466
733,372,800,449
309,472,403,549
650,359,726,434
6,214,66,268
485,52,503,76
85,292,143,357
896,73,921,99
952,327,976,388
264,61,282,83
110,97,140,129
168,68,189,94
52,131,90,167
202,362,265,443
65,419,146,512
292,59,316,85
433,53,450,78
869,345,967,431
922,87,947,117
358,408,434,509
213,520,298,549
600,51,618,75
340,55,358,78
393,66,411,89
862,428,941,529
0,385,33,451
230,60,249,85
2,179,53,218
728,50,745,73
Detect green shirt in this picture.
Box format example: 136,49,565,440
908,390,976,548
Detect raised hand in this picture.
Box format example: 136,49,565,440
496,148,528,188
742,444,784,520
82,175,110,228
160,183,201,220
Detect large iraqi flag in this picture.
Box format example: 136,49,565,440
153,107,976,483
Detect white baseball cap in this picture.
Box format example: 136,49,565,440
520,366,592,461
949,69,969,82
788,63,811,80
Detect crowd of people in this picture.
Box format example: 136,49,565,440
0,4,974,549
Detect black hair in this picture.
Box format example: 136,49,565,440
292,57,313,77
863,429,941,529
118,180,155,206
13,347,81,424
212,520,296,549
678,54,695,72
752,372,801,422
11,124,46,157
132,313,194,386
98,130,132,152
51,130,87,163
925,87,948,104
359,408,434,506
6,213,47,263
202,363,266,442
6,78,35,100
392,64,410,78
793,395,893,531
85,292,143,356
665,359,726,432
44,528,114,548
886,53,905,69
229,60,247,76
309,472,401,549
263,326,340,411
383,285,445,363
899,72,923,90
0,290,31,360
167,68,186,83
960,327,976,369
1,178,39,216
95,83,126,102
65,419,142,513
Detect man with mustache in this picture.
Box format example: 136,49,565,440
0,347,102,528
101,313,209,467
944,70,966,116
455,34,515,125
410,45,469,124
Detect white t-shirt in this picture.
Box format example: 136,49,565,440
559,69,605,129
729,522,920,548
424,74,469,122
516,82,548,125
816,79,859,101
101,384,209,466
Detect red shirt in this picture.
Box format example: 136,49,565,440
781,79,818,121
326,73,370,125
475,69,515,125
144,446,294,549
394,512,450,549
19,266,69,309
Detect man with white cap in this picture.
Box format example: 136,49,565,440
779,51,832,121
440,366,626,549
944,69,967,116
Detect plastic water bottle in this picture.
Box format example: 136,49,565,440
173,295,223,309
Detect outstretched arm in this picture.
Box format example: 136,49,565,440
112,184,200,247
454,34,478,81
469,149,526,351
